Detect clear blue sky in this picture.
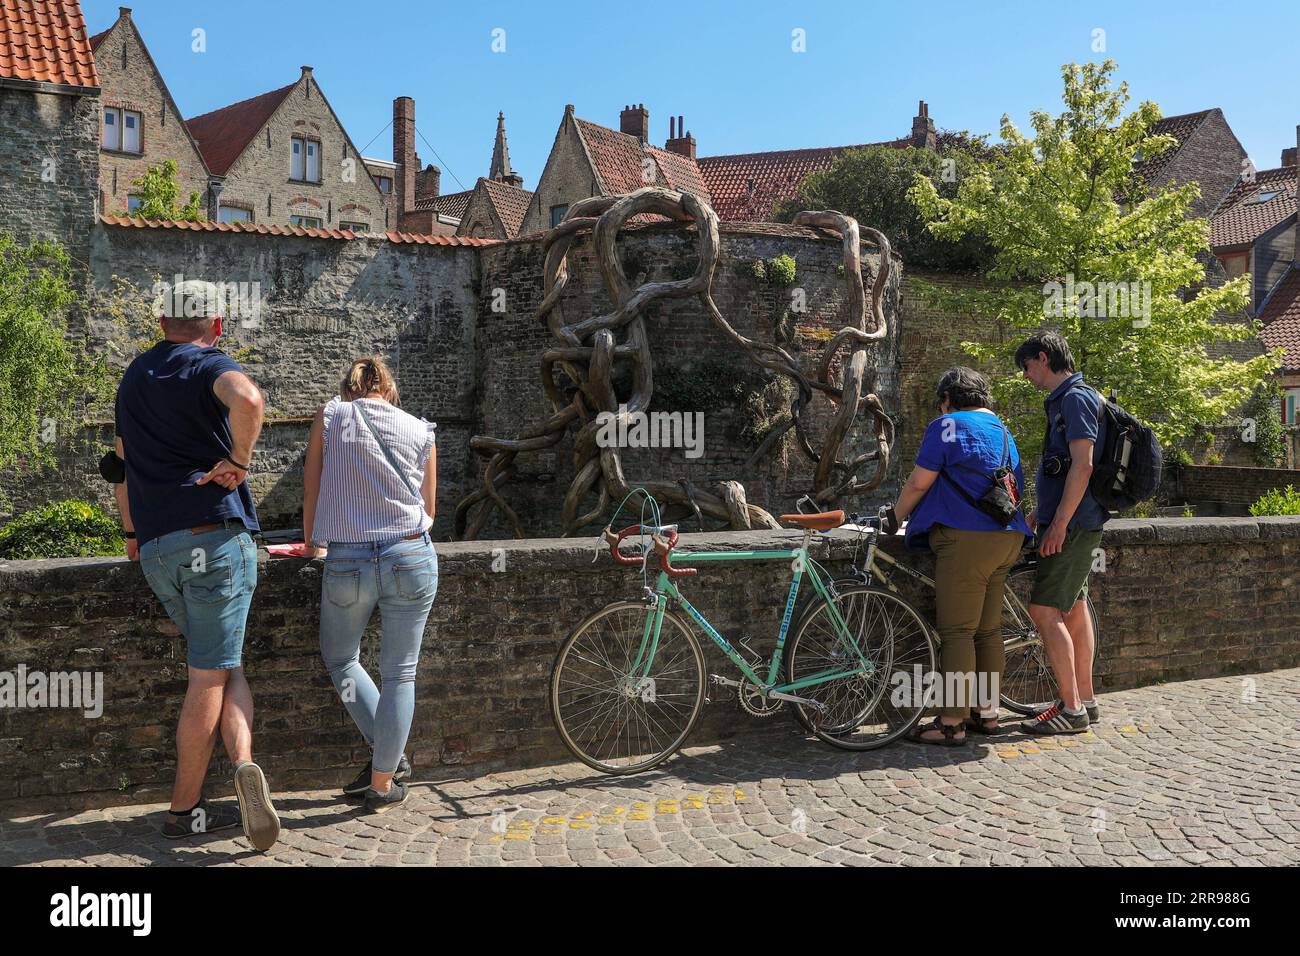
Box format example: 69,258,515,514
88,0,1300,193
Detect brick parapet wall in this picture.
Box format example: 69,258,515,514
2,516,1297,812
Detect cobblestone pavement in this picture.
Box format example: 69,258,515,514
4,669,1298,867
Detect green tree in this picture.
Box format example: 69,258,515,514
0,233,105,473
773,136,996,272
126,159,203,221
908,61,1278,459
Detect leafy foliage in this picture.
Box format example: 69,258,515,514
774,139,996,272
1249,485,1300,517
0,499,123,559
0,233,106,472
125,160,203,222
1242,385,1286,467
766,254,798,287
908,60,1278,459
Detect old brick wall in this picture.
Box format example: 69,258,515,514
1,516,1297,811
469,220,902,538
92,17,210,217
0,86,99,269
212,70,387,230
1177,463,1299,511
4,223,482,539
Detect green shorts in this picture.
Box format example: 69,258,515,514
1030,527,1103,613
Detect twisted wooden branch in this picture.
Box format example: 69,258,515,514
453,188,894,540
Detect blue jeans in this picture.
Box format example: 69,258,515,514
140,525,256,669
318,533,438,774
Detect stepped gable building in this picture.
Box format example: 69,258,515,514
88,7,212,218
0,0,100,259
185,65,386,231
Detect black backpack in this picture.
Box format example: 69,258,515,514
1071,384,1163,513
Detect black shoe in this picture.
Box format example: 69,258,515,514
161,799,241,840
342,754,412,798
364,781,410,814
233,760,281,852
1031,698,1100,723
1020,700,1089,735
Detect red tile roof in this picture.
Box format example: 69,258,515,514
100,214,499,245
1258,266,1300,372
185,82,296,175
698,140,904,221
478,177,532,237
575,118,712,203
1210,166,1298,249
0,0,98,89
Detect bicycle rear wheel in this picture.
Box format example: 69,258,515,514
550,600,705,775
785,584,936,750
1000,564,1102,714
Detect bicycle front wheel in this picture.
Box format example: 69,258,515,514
550,600,705,775
785,584,936,750
1000,564,1102,714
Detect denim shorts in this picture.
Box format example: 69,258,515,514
140,526,257,670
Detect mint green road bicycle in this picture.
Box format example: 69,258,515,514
549,507,936,775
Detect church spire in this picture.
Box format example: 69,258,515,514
489,111,524,188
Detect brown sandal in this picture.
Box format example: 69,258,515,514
908,716,967,746
963,709,1002,735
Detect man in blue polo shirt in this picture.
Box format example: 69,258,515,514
113,279,279,851
1014,330,1107,736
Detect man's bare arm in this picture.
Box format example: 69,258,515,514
114,436,138,560
212,370,264,466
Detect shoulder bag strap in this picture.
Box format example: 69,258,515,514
353,400,421,500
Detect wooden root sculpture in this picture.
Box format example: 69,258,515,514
454,187,895,540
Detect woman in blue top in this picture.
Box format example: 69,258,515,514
889,367,1033,745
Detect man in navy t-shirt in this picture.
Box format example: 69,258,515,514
112,279,279,851
1014,330,1106,737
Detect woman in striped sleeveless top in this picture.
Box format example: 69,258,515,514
302,356,438,814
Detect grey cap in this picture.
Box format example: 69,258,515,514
161,279,224,320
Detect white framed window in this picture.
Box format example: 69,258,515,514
291,137,320,182
123,111,140,153
219,206,252,224
339,221,369,233
102,108,142,153
1285,388,1300,425
290,215,322,228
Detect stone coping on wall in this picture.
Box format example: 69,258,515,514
3,516,1298,586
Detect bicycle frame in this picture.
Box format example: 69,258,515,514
843,529,1041,654
621,529,874,701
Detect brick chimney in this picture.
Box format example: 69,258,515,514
665,115,696,160
1283,141,1298,168
393,96,416,218
911,100,937,151
620,103,649,143
118,6,132,20
415,164,440,200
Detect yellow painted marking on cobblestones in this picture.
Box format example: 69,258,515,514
1020,747,1041,754
999,750,1021,758
481,789,750,843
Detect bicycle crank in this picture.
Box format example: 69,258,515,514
738,679,784,717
